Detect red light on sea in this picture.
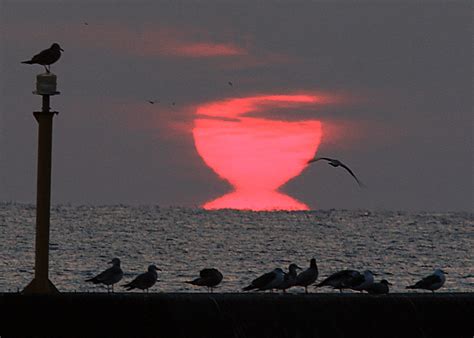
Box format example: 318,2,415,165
193,95,323,211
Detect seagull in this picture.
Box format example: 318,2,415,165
349,270,375,292
316,269,360,292
243,268,285,292
295,258,319,293
185,268,223,292
21,43,64,73
366,279,392,295
85,258,123,293
122,265,161,292
276,263,302,293
307,157,364,187
228,81,233,86
406,269,447,293
147,100,156,104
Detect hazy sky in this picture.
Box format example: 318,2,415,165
0,1,472,211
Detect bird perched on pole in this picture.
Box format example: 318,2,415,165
185,268,223,292
21,43,64,73
307,157,364,187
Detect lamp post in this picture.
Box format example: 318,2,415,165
23,72,60,294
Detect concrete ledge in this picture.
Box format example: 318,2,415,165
1,293,473,337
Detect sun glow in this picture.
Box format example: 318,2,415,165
193,94,323,211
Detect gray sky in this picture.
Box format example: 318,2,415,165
0,1,472,211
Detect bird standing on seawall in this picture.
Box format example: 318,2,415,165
276,263,302,293
307,157,364,187
243,268,285,292
123,265,161,293
185,268,223,292
406,269,447,293
21,43,64,73
295,258,319,294
366,279,392,295
316,269,360,292
349,270,375,292
85,258,123,293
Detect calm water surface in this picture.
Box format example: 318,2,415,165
0,203,472,292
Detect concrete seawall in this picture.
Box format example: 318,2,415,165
1,293,473,337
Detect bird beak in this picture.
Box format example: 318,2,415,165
296,265,303,270
157,268,162,271
108,260,113,264
387,282,393,285
60,48,64,51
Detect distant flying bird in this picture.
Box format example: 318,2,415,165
185,268,223,292
147,100,158,104
123,265,161,292
84,22,89,26
276,263,302,293
85,258,123,293
349,270,375,292
366,279,392,295
21,43,64,73
243,268,285,292
228,81,233,86
172,102,176,106
316,269,360,292
406,269,447,293
307,157,364,187
295,258,319,293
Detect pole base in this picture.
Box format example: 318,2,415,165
22,278,59,294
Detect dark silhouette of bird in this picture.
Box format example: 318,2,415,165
316,269,360,292
406,269,447,293
85,258,123,293
348,270,375,292
307,157,364,187
122,265,161,292
243,268,285,292
185,268,223,292
228,81,233,86
172,102,176,106
84,22,89,26
147,100,159,104
295,258,319,293
21,43,64,73
276,263,302,293
366,279,392,294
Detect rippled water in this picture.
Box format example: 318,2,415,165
0,203,472,293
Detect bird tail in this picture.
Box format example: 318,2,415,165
406,285,416,289
21,60,34,64
242,285,255,291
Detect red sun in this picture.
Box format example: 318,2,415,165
193,94,323,211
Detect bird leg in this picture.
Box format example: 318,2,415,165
305,286,308,294
43,65,49,73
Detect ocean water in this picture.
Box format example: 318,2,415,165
0,202,472,293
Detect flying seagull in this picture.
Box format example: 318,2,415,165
406,269,447,293
316,269,360,293
228,81,233,86
123,265,161,292
243,268,285,292
21,43,63,73
147,100,159,104
185,268,223,292
295,258,319,293
366,279,392,295
307,157,364,187
276,263,302,293
85,258,123,293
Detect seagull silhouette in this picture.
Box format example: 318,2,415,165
307,157,364,187
21,43,63,73
228,81,233,86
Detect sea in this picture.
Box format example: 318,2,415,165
0,202,472,293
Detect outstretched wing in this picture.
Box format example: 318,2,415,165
339,162,364,187
307,157,335,164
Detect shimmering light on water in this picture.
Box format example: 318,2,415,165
0,203,472,293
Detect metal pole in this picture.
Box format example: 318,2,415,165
23,92,59,294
